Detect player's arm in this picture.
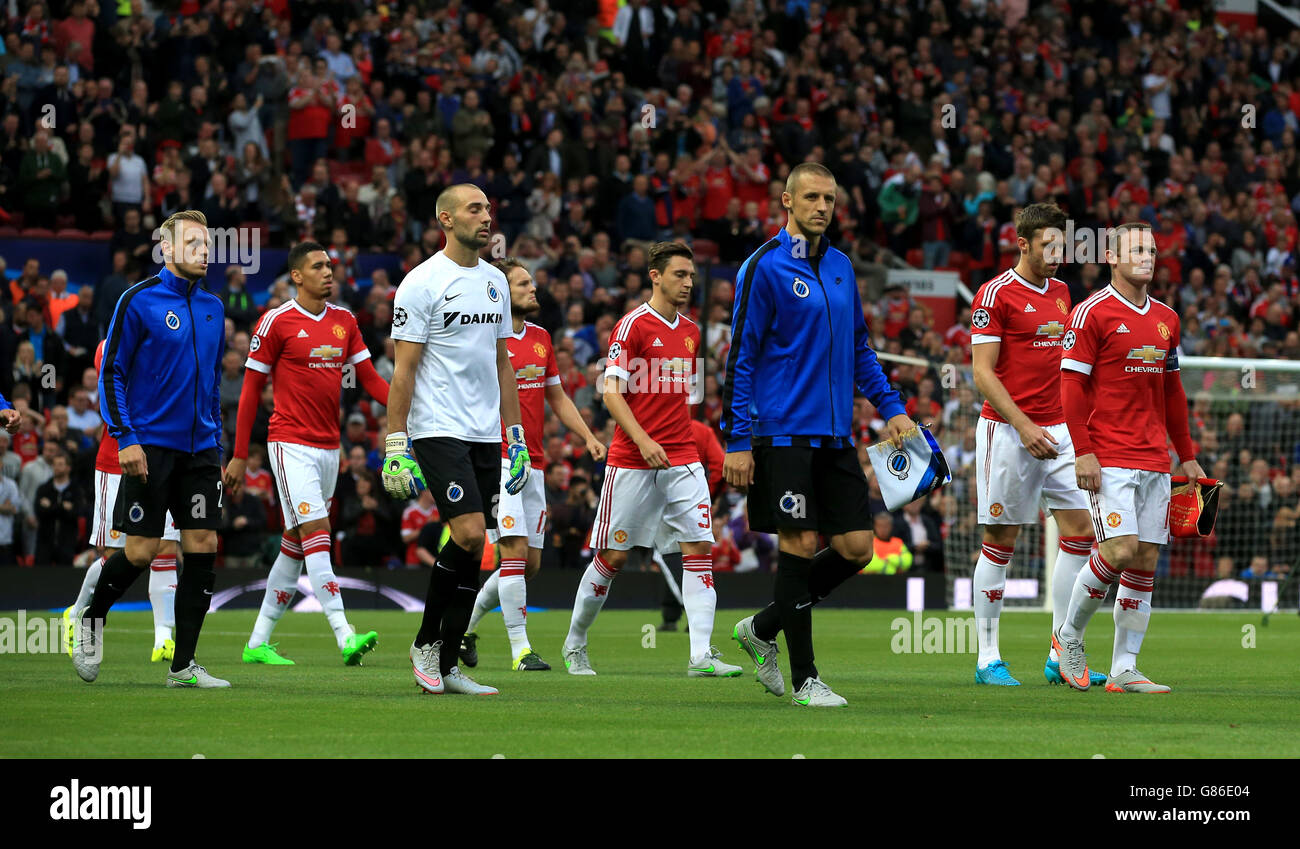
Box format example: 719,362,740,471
546,382,606,462
602,374,668,469
100,295,147,479
852,278,913,447
971,340,1059,460
354,357,390,406
1163,341,1204,481
379,339,427,499
1060,317,1101,491
498,338,532,494
721,256,774,487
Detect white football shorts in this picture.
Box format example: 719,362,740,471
268,441,340,527
1089,467,1170,545
489,458,548,548
591,463,712,551
976,418,1089,525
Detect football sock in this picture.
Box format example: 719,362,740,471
302,530,352,649
681,553,717,663
439,555,482,674
1061,551,1118,641
72,556,104,615
1112,570,1154,676
171,552,216,672
751,547,862,641
974,541,1013,667
85,550,144,624
1050,536,1093,660
415,539,471,648
148,553,178,647
566,553,618,649
775,550,815,691
467,568,501,633
497,559,530,656
249,537,304,648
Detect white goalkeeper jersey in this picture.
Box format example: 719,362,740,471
391,251,511,443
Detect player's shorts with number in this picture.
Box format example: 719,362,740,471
1089,467,1170,544
489,457,547,548
591,463,712,551
113,445,223,537
93,469,180,546
268,441,339,527
976,418,1088,524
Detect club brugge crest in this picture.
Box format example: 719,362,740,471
165,310,181,330
487,282,500,302
447,482,464,503
128,502,144,523
887,449,910,480
792,277,810,298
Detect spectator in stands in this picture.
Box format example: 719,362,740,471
33,450,81,566
18,130,64,229
548,467,596,571
339,470,397,568
220,267,256,333
106,131,148,224
222,481,268,569
862,512,912,575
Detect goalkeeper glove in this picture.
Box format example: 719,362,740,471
504,424,530,495
381,431,426,500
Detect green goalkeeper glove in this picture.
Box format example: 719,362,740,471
505,424,531,495
381,431,426,500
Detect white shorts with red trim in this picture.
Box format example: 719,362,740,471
1089,467,1170,545
91,469,180,546
975,418,1089,525
268,441,340,527
591,463,712,551
488,458,548,549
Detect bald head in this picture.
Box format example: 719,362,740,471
435,184,488,229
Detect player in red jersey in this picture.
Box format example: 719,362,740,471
561,242,742,678
459,259,606,672
1055,222,1204,693
64,340,184,663
969,203,1097,687
223,241,390,666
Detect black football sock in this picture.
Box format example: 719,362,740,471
775,550,816,690
753,548,860,640
171,552,216,672
439,555,483,674
415,539,471,647
84,549,145,624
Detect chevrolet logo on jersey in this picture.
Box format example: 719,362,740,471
659,357,692,377
310,345,343,359
1127,346,1166,364
443,311,502,329
1036,321,1065,337
516,364,546,380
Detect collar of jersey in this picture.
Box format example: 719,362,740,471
159,266,203,296
291,298,327,322
1007,266,1049,294
776,226,830,259
643,302,680,329
1107,284,1152,315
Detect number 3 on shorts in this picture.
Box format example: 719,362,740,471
697,503,710,529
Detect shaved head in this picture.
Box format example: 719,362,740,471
435,184,485,228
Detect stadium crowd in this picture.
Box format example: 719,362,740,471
0,0,1298,585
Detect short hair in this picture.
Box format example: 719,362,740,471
785,162,835,195
434,183,484,226
492,257,527,279
160,210,207,245
1107,222,1154,255
1015,203,1067,241
647,241,694,276
288,240,327,271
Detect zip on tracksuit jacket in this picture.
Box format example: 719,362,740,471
100,266,225,455
721,228,906,451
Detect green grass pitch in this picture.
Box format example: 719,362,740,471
4,608,1296,758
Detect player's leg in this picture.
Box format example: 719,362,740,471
1106,471,1171,693
469,457,541,668
69,470,120,628
147,526,180,662
245,527,304,663
564,466,655,674
165,447,228,687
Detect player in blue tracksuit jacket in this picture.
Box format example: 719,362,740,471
75,210,231,689
0,392,20,433
722,162,916,707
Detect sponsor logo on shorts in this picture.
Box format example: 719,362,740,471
1107,512,1122,528
502,516,515,530
447,483,464,503
971,308,991,329
613,530,628,544
298,502,310,515
792,277,810,298
779,491,807,519
989,503,1004,518
887,449,910,479
128,503,144,523
109,529,121,540
164,310,181,331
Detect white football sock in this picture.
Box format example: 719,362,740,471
498,558,530,656
566,554,617,649
973,542,1012,667
1061,551,1118,641
302,529,353,649
148,553,178,647
1050,536,1093,660
1112,571,1154,676
681,553,717,664
249,538,304,649
468,569,500,633
73,557,104,614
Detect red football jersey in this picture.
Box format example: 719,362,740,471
605,304,701,469
971,268,1072,426
247,300,371,450
402,501,437,565
1061,286,1182,473
499,322,560,470
94,340,120,474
